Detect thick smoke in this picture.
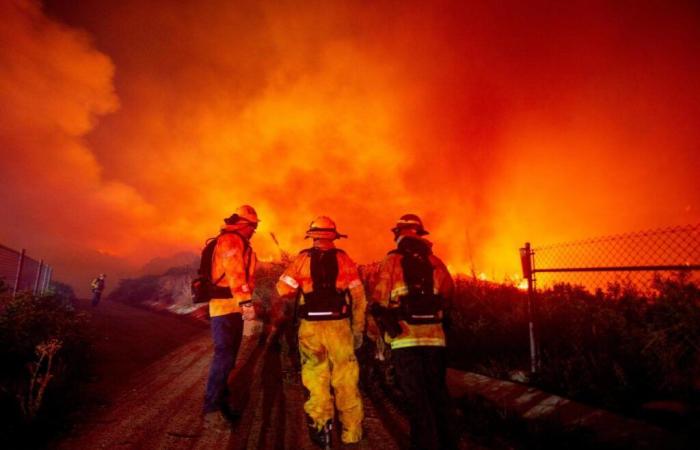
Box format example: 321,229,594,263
0,0,157,292
2,0,699,294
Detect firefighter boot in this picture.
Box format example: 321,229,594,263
307,417,332,449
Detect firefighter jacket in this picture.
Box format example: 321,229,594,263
371,236,454,349
91,278,105,292
276,245,366,336
209,224,257,318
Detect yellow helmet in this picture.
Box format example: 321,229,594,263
224,204,260,225
305,216,347,240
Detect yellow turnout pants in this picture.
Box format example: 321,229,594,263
299,318,363,443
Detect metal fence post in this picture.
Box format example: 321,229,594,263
520,242,540,373
43,265,52,294
34,259,44,295
13,249,26,298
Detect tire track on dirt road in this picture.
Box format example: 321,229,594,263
58,335,212,449
58,318,485,449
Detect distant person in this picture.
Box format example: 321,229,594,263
275,216,366,447
202,205,259,432
90,274,106,307
370,214,457,450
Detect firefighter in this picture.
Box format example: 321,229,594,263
370,214,456,450
275,216,366,447
203,205,259,431
90,273,106,307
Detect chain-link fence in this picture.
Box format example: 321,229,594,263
519,223,700,373
527,224,700,291
0,243,52,296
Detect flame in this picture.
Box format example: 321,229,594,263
1,1,699,295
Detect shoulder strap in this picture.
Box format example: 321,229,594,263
389,238,434,295
199,237,218,278
309,248,339,292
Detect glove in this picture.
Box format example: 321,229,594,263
241,303,256,321
353,331,363,350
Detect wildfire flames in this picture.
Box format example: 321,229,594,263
1,0,699,294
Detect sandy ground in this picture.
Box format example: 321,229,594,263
55,300,485,449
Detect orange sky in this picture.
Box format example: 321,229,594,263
1,0,699,295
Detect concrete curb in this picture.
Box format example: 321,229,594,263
446,370,687,449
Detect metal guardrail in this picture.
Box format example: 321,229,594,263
0,243,52,297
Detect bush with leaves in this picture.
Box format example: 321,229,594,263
445,273,700,414
107,274,161,305
47,280,77,301
446,277,530,376
0,287,93,446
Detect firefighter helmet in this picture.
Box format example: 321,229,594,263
224,204,260,225
392,213,429,235
305,216,347,240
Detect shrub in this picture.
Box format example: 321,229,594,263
532,276,700,411
0,287,93,446
107,274,161,305
47,281,76,301
446,277,530,376
443,273,700,414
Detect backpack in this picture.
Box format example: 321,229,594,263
391,238,443,324
191,231,249,304
297,248,350,321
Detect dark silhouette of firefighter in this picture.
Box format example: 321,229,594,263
369,214,457,450
90,273,106,307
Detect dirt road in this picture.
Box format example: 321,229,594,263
58,303,482,449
